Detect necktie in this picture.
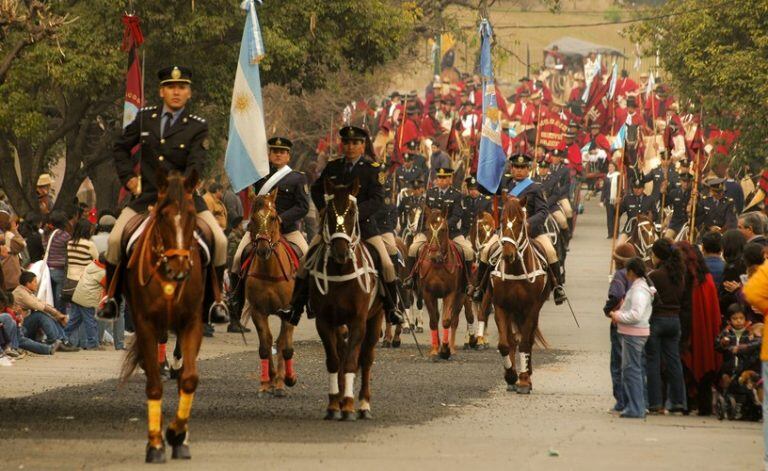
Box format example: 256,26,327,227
162,112,173,138
345,162,354,174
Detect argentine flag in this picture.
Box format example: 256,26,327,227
225,0,269,192
611,124,627,151
476,19,507,194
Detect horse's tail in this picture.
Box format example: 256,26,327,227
534,327,549,349
118,336,141,386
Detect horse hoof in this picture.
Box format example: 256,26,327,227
340,410,357,422
381,340,391,348
516,385,531,395
506,383,517,392
358,409,374,420
284,375,297,388
324,410,341,421
171,444,191,460
468,335,478,349
274,388,286,398
392,339,401,348
145,444,166,464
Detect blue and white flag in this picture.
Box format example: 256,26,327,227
611,123,627,151
476,19,507,194
607,62,618,100
224,0,269,193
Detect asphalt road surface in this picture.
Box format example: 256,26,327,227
1,198,761,470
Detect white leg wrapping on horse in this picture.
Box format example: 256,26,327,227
283,230,309,255
231,231,252,274
452,235,475,261
518,352,530,372
552,210,568,230
359,399,371,411
467,322,476,336
534,234,558,264
329,372,340,395
170,355,183,370
344,373,356,398
477,321,485,338
366,235,396,282
408,233,427,258
198,210,228,267
503,355,513,369
105,206,138,265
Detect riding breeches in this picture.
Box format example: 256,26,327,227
551,210,568,230
616,233,630,247
296,234,396,283
478,233,500,264
105,207,227,267
558,198,573,218
534,234,559,264
380,232,399,256
663,228,677,240
231,230,308,274
408,233,475,261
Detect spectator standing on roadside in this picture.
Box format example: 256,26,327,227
45,210,72,313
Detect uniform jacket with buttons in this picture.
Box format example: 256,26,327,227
695,195,737,231
114,105,208,213
505,179,548,238
619,193,658,222
460,194,493,236
310,156,384,239
642,166,679,199
547,164,571,204
253,168,309,234
666,187,691,231
425,186,462,238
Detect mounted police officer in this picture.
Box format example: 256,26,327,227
100,66,228,322
288,126,403,326
395,141,427,193
460,176,493,240
474,153,567,304
663,171,693,239
404,167,475,288
228,136,310,318
616,176,658,246
695,177,737,234
642,150,679,203
398,178,425,233
543,149,573,241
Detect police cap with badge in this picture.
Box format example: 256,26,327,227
339,125,368,142
435,167,454,178
158,66,193,85
268,136,293,151
465,176,478,188
509,153,533,167
705,177,725,192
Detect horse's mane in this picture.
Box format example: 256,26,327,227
502,196,525,220
156,172,189,215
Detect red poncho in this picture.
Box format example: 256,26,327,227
683,273,722,381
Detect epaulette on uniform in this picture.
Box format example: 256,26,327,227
189,114,206,123
140,105,158,112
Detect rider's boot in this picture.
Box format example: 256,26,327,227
550,261,567,305
226,272,251,333
472,261,489,303
96,262,120,320
206,266,230,324
402,255,418,289
288,276,310,326
382,281,404,325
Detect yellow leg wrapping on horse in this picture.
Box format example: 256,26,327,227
147,399,162,434
177,392,195,420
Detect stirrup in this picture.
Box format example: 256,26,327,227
96,297,119,320
208,301,229,323
553,286,567,305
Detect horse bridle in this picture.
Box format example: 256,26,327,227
634,219,656,262
500,215,530,262
139,213,195,288
322,193,360,247
251,205,280,250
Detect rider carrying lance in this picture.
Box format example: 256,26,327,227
229,137,310,318
616,175,658,247
288,125,404,326
100,66,228,322
663,171,693,240
695,177,737,234
404,167,475,288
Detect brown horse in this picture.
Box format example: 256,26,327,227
491,196,550,394
470,210,497,349
306,179,383,420
416,207,466,360
243,190,298,397
120,170,205,463
627,213,658,268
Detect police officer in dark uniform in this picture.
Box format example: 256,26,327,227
695,177,737,233
229,137,310,319
663,171,692,239
289,126,402,325
395,149,427,193
398,179,425,232
474,154,567,304
616,176,658,246
460,176,493,238
102,65,228,322
642,150,679,201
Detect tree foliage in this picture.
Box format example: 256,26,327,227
629,0,768,170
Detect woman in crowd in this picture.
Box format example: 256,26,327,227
63,220,98,347
646,238,687,414
676,240,721,414
610,257,654,419
45,210,72,313
719,229,748,319
0,211,26,291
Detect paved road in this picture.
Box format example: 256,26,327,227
1,198,761,470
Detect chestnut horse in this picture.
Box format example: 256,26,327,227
491,196,550,394
627,213,658,268
305,179,384,420
415,207,467,360
470,210,497,349
243,191,298,397
120,170,205,463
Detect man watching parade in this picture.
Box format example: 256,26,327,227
100,66,228,322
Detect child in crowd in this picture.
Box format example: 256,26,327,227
714,303,762,420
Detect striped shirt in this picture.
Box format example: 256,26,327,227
66,239,99,281
45,229,71,269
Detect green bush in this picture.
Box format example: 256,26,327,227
604,7,623,23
